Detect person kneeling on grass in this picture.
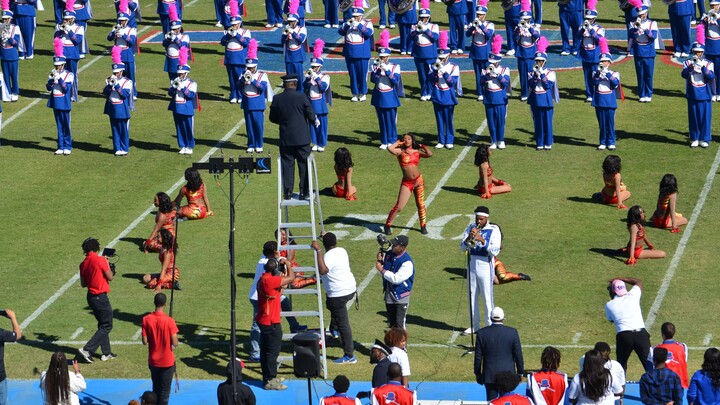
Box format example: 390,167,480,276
593,154,630,210
623,205,665,266
651,174,688,233
474,144,512,200
143,229,181,291
173,168,214,220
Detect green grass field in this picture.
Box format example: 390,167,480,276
1,0,719,388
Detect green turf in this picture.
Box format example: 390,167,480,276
0,0,719,387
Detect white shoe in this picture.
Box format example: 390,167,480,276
312,145,318,151
536,146,543,150
608,145,616,150
457,50,464,55
435,143,444,149
390,24,396,28
489,143,497,150
521,96,528,102
586,97,593,102
11,94,18,102
571,51,578,56
351,96,359,102
215,21,223,27
400,51,407,55
713,95,718,102
265,24,274,28
332,24,339,28
379,24,386,29
255,148,263,153
18,56,25,60
63,149,71,155
498,141,506,149
544,145,552,150
477,95,483,101
276,23,283,28
673,52,681,57
691,140,699,148
379,144,388,150
691,20,697,26
26,55,33,60
79,54,86,59
246,147,254,153
133,96,137,101
639,97,646,103
506,49,515,56
701,141,710,148
230,98,238,104
681,53,689,58
115,150,123,156
421,95,430,101
646,97,652,103
317,147,325,152
461,327,474,335
54,149,64,155
451,49,458,54
323,23,331,28
560,51,570,56
179,147,188,154
359,95,366,101
185,148,193,154
597,144,606,150
445,144,454,150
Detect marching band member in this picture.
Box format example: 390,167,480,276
466,0,493,101
214,0,224,27
240,39,273,153
444,0,467,54
502,0,520,55
52,0,62,24
409,0,438,101
114,0,139,28
168,48,198,155
395,0,416,55
579,0,605,102
70,0,91,58
107,8,137,100
429,31,461,149
681,38,715,148
533,0,542,25
629,1,657,102
338,0,373,102
668,0,693,57
378,0,394,29
527,36,558,150
158,0,181,34
592,38,621,151
0,8,23,102
703,1,720,100
323,0,339,28
219,0,241,29
220,12,250,104
47,38,75,155
10,0,37,59
558,0,582,55
481,36,511,149
265,0,282,27
371,30,404,149
283,0,307,27
282,0,307,87
514,0,539,101
54,8,83,102
103,47,134,156
162,5,189,82
304,39,332,151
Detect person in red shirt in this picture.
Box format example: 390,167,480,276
491,371,535,405
256,257,295,390
142,293,179,405
78,237,115,363
527,346,567,405
649,322,689,389
371,363,418,405
319,375,362,405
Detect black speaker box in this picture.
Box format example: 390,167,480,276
292,333,321,378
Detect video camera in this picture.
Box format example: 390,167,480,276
102,248,118,276
376,234,392,261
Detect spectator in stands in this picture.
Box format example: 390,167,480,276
528,346,567,405
605,277,651,372
688,347,720,405
640,347,684,405
217,358,256,405
492,371,534,405
568,350,624,405
0,308,21,405
385,328,411,387
648,322,689,389
141,293,179,405
579,342,625,403
40,352,86,405
371,363,417,405
319,375,362,405
140,391,156,405
474,306,524,401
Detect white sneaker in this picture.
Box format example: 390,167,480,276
332,24,339,28
185,148,193,154
79,54,86,59
54,149,64,155
11,94,18,102
585,97,593,102
521,96,528,101
18,55,25,60
701,141,710,148
215,22,223,28
608,145,616,150
379,144,388,150
681,53,689,57
445,144,454,150
351,96,359,102
544,145,551,150
673,52,681,57
691,140,699,148
379,24,386,29
691,20,697,26
115,150,123,156
359,95,367,101
390,24,396,28
230,98,238,104
26,55,33,60
489,143,497,150
498,141,506,149
451,49,458,54
265,24,274,28
276,23,283,28
317,147,325,152
477,95,484,101
246,147,254,153
312,145,318,151
63,149,71,155
255,148,263,153
597,144,606,150
560,51,570,56
713,95,718,102
179,147,187,154
571,51,578,56
435,143,444,149
506,49,515,56
323,24,331,28
457,50,464,55
400,51,407,55
646,97,652,103
639,97,646,103
536,146,543,150
461,327,474,335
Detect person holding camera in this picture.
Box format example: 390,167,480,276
312,232,358,364
375,235,414,329
78,237,115,364
0,308,21,405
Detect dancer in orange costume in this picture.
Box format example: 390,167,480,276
651,174,687,233
593,154,630,209
474,144,512,199
144,192,176,253
624,205,665,265
143,229,181,291
173,167,214,220
493,258,531,284
331,147,357,200
276,227,316,289
385,133,432,235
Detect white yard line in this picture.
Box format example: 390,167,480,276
132,328,143,341
69,327,83,340
704,334,713,346
644,145,720,330
571,332,582,344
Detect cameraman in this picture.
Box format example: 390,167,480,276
311,232,357,364
375,235,414,329
0,308,22,405
78,237,115,363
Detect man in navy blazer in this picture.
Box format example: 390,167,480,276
474,306,524,401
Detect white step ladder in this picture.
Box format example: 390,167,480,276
276,154,327,379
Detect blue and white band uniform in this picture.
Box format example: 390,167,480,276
558,0,583,54
104,76,134,153
371,62,403,146
239,71,273,150
46,69,75,151
528,67,557,149
108,25,137,96
460,222,501,330
381,251,414,302
163,33,190,80
504,0,521,51
629,18,657,100
682,58,715,143
579,22,605,99
114,0,139,28
410,22,439,97
481,66,511,144
467,20,494,95
430,61,462,146
304,72,331,148
704,19,720,95
668,0,693,55
592,69,620,148
11,0,38,58
0,23,24,97
221,28,252,101
338,19,374,96
282,25,307,85
513,23,539,99
168,77,198,150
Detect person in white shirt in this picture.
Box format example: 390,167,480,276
579,342,626,403
313,232,358,364
569,349,623,405
605,277,651,372
40,352,86,405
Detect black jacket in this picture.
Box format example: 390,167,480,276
474,323,524,384
269,88,316,147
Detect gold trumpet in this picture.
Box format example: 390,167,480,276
416,21,425,31
465,226,480,247
487,64,496,74
283,26,292,35
633,19,642,29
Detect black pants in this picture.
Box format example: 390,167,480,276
149,364,175,405
84,292,113,355
326,292,356,357
385,302,409,329
616,328,651,372
280,143,311,195
485,383,499,401
259,323,282,383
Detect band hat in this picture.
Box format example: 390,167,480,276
310,56,324,66
63,10,76,19
419,8,431,17
611,280,627,297
600,52,612,62
491,307,505,321
53,55,67,65
2,10,13,18
351,7,364,16
230,16,243,24
245,58,258,67
378,46,391,57
286,13,299,21
520,10,532,19
489,53,502,63
371,339,392,356
177,64,191,73
170,19,182,29
534,51,548,61
117,12,129,20
112,62,126,72
637,5,649,13
390,235,409,247
584,9,598,18
281,74,298,82
711,0,720,4
438,48,451,57
692,41,705,52
476,5,488,14
475,206,490,217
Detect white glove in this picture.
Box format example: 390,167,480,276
314,118,320,127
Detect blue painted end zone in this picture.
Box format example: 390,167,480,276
7,379,643,404
142,24,671,73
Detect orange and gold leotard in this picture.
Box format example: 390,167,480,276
146,249,181,289
399,149,421,167
651,193,682,228
601,173,621,204
144,210,177,253
178,183,208,220
627,224,645,259
477,164,494,195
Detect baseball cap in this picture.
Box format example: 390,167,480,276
390,235,409,247
611,280,627,296
491,307,504,321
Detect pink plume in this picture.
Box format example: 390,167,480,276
587,0,597,11
521,0,530,12
491,35,502,55
247,38,258,59
599,37,609,54
178,46,188,66
420,0,429,9
379,29,390,48
168,3,179,22
537,36,548,53
697,23,706,45
439,30,448,50
354,0,363,9
230,0,239,17
478,0,489,6
628,0,642,8
313,38,324,58
119,0,128,14
111,45,122,64
53,37,64,57
1,0,8,11
65,0,74,12
289,0,299,14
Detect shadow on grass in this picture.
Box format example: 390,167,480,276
617,129,687,146
324,215,384,232
441,185,477,197
444,267,466,280
42,137,112,154
119,237,147,251
121,273,147,283
567,196,599,205
0,138,56,152
20,333,82,364
404,313,457,331
589,247,626,262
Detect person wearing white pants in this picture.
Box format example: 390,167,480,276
460,206,501,335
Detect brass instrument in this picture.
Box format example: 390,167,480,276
373,57,381,65
416,21,425,31
388,0,416,14
464,226,479,247
171,77,182,88
107,75,118,86
519,19,529,29
228,27,237,36
49,69,59,81
59,22,70,32
691,55,701,69
165,32,176,41
583,20,591,30
533,64,542,74
283,26,292,35
707,10,718,24
501,0,514,11
633,18,642,29
339,0,353,13
0,23,10,41
432,61,443,70
243,70,253,82
305,68,314,77
113,23,122,33
473,18,483,28
487,64,496,75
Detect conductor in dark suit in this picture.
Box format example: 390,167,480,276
269,74,318,200
474,306,524,401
